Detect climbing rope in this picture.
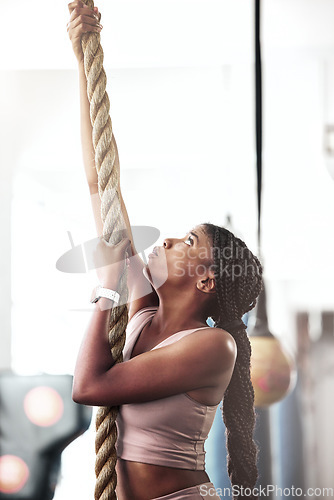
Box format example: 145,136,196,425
81,1,128,498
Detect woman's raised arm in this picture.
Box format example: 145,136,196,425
67,1,158,317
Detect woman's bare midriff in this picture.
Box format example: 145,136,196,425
116,458,210,500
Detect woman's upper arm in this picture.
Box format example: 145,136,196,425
73,328,237,407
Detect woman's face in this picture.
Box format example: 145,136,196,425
145,224,214,291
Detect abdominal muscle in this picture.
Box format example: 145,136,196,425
116,459,210,500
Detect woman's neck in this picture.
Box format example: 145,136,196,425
151,290,208,336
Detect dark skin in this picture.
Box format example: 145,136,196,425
67,4,237,498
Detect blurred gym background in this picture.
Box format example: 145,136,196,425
0,0,334,498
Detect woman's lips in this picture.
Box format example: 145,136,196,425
148,246,159,258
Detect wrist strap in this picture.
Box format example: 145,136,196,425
91,285,120,305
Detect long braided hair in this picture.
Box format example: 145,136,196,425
203,223,263,500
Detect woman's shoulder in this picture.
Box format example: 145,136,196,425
180,326,237,374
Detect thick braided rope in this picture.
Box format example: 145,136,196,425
81,2,128,498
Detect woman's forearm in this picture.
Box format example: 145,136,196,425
72,297,116,403
78,61,99,189
77,61,123,238
72,237,131,405
76,36,138,262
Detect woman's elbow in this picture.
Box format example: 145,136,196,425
72,379,92,405
72,378,113,406
72,390,84,405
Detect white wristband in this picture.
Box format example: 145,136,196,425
90,285,120,305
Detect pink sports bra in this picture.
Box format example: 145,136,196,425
115,307,219,470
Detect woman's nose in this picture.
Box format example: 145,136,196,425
163,238,172,249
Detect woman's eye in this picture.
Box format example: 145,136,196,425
185,235,194,246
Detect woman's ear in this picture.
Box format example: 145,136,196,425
196,274,216,294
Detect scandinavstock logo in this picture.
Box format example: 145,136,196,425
56,226,160,273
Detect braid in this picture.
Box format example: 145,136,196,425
223,334,258,496
204,223,263,500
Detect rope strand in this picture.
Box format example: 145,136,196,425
81,2,128,498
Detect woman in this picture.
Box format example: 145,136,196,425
67,3,263,499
